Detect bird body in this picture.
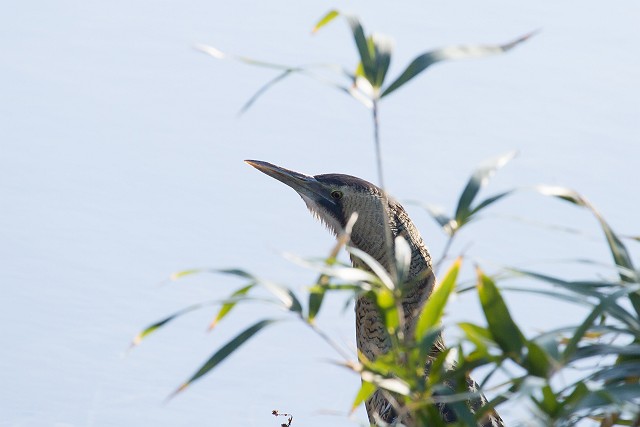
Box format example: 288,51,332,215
246,160,503,427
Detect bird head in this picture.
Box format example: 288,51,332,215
245,160,388,239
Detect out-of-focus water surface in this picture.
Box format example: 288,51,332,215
1,1,638,426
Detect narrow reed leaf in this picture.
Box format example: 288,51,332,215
477,268,524,358
415,258,461,341
312,9,339,33
171,319,279,398
381,32,536,98
131,303,208,347
347,246,395,290
351,381,376,413
208,284,255,331
455,151,517,225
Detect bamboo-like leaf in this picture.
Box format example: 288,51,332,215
370,33,394,89
508,269,640,331
415,258,461,341
351,381,376,413
455,151,517,226
208,284,255,330
525,340,552,378
394,235,412,285
345,16,375,84
534,185,638,285
420,204,456,235
170,268,214,281
307,284,325,323
217,268,303,314
312,9,339,33
171,319,279,397
469,190,515,216
360,370,411,396
381,32,536,98
131,302,209,347
347,246,395,290
477,268,524,358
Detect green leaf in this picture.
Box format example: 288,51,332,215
370,33,393,89
171,319,279,397
312,9,339,33
217,269,303,314
415,258,461,341
345,16,376,85
307,284,325,323
131,302,209,347
208,284,254,330
455,151,517,226
534,185,638,285
360,370,411,396
380,32,536,98
351,381,376,413
376,287,399,334
477,268,524,358
469,190,515,216
525,340,552,378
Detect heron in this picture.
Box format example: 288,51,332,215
246,160,504,427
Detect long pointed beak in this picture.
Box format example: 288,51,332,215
245,160,330,202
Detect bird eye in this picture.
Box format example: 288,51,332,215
330,190,343,200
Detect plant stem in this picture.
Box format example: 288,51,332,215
372,100,384,190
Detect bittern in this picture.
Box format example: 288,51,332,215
246,160,503,427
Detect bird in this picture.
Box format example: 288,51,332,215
245,160,504,427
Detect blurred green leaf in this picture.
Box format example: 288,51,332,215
208,284,254,331
394,235,412,284
345,16,376,84
419,204,455,236
381,32,536,98
312,9,339,33
376,287,399,334
477,268,524,358
360,369,411,396
351,381,376,413
171,319,279,397
415,258,461,341
455,151,517,227
370,33,393,89
469,190,515,217
307,284,325,323
525,340,552,378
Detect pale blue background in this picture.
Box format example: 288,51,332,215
1,1,638,426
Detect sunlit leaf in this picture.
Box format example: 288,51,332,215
208,284,255,330
415,258,461,341
394,235,412,284
455,151,517,226
171,319,279,397
347,246,395,290
376,287,399,333
477,268,524,358
381,32,536,98
360,370,411,396
351,381,376,413
312,9,339,33
131,302,209,347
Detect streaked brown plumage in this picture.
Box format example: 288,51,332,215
246,160,504,427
